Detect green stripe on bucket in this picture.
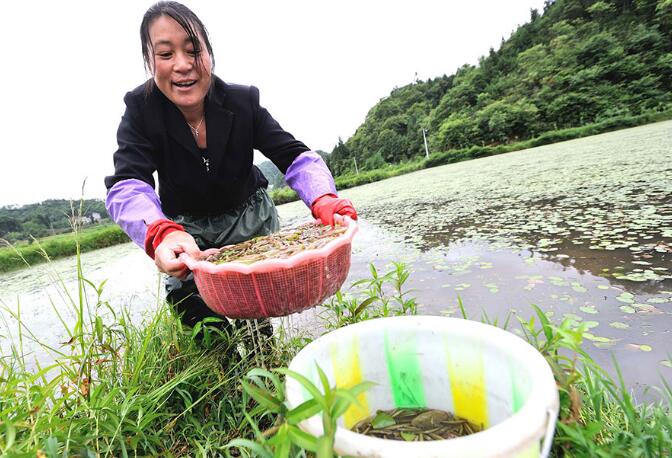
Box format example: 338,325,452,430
511,368,525,413
384,330,426,408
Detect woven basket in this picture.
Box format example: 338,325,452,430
179,216,358,319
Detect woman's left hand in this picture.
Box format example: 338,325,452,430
311,193,358,226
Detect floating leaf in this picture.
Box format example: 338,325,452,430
580,305,598,314
609,322,630,330
616,293,635,304
593,341,619,349
627,344,652,352
660,360,672,368
563,313,583,322
583,333,615,343
597,285,610,290
633,304,663,314
619,305,636,314
572,283,587,293
646,297,668,304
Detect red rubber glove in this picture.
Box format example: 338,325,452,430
144,219,186,259
311,193,358,227
144,219,201,279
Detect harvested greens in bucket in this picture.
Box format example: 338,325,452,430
352,408,482,441
205,222,347,264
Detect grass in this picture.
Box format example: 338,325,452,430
0,245,670,456
0,223,128,274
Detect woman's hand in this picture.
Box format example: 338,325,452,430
154,230,201,279
311,193,358,226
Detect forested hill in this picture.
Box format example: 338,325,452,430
0,199,108,243
326,0,672,175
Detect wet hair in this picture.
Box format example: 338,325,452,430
140,1,215,79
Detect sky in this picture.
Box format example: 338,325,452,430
1,0,546,207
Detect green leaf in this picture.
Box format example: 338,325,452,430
353,297,377,317
531,304,553,341
225,439,274,458
287,399,322,425
240,380,284,413
4,423,16,451
609,322,630,330
400,431,416,441
274,427,291,458
579,305,598,314
316,435,334,458
95,316,104,343
287,425,319,452
315,364,332,399
371,411,396,429
616,293,635,304
246,368,285,399
275,368,325,407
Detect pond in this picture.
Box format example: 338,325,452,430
1,120,670,394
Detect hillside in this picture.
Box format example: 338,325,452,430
0,199,108,243
326,0,672,175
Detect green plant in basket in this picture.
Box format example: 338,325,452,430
227,365,374,458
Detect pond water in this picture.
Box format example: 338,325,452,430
1,121,670,394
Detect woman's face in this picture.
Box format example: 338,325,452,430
149,16,212,113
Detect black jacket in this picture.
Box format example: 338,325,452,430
104,76,309,217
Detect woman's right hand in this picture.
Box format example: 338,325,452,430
154,230,201,279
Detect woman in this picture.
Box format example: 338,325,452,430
104,1,357,334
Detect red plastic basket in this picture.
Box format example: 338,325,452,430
179,216,358,319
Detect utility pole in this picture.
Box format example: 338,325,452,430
421,128,430,159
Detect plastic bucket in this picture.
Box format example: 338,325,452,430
286,316,559,458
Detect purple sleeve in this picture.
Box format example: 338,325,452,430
284,151,337,207
105,179,166,248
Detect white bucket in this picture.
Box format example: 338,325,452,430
286,316,559,458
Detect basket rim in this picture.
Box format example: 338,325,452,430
180,215,358,275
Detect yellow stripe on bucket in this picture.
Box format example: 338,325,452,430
445,335,488,428
329,337,370,428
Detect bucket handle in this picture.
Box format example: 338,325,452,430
540,407,559,458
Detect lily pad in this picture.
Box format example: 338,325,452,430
579,305,598,314
609,322,630,330
646,297,668,304
633,304,663,314
616,293,635,304
583,333,615,343
619,305,636,314
572,283,587,293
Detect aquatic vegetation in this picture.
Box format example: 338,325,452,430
207,223,347,265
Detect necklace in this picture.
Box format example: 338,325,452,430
188,116,205,139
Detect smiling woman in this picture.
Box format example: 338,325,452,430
103,1,357,339
142,9,212,136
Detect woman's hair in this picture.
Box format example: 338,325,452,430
140,1,215,76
